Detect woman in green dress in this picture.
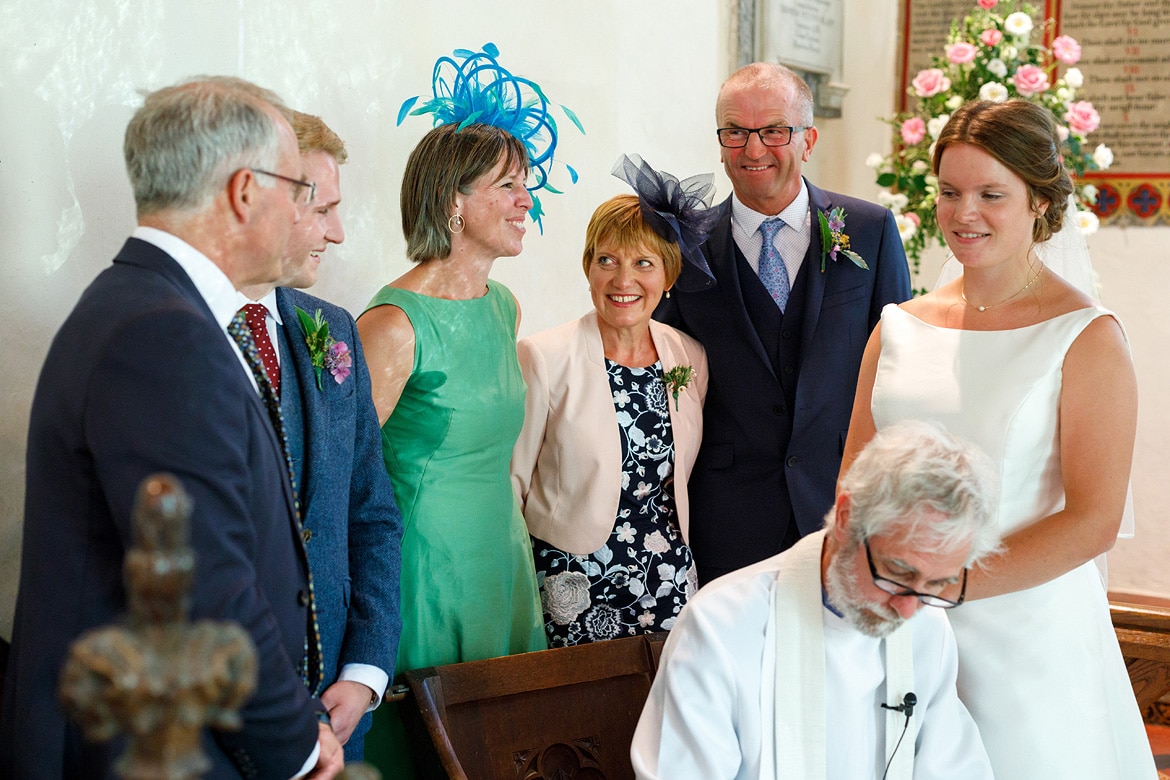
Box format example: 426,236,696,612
357,120,547,773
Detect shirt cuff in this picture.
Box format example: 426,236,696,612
338,663,391,712
290,739,321,780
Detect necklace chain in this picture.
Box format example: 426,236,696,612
961,265,1045,312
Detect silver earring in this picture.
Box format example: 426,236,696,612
448,213,465,233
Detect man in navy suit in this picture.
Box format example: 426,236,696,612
0,78,343,778
656,63,911,585
237,111,402,762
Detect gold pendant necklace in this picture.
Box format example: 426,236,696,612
961,265,1045,312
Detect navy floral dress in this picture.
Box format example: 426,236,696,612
532,360,698,647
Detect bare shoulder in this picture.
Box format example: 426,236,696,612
357,303,416,358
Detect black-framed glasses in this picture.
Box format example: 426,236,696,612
250,168,316,205
864,539,966,608
716,125,810,148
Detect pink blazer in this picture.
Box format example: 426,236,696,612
511,311,708,554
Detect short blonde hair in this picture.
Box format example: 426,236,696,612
292,111,347,164
581,195,682,288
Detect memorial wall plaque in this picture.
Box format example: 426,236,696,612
898,0,1170,225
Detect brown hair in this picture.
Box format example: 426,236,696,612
400,123,528,262
933,99,1073,243
292,111,347,164
581,195,682,288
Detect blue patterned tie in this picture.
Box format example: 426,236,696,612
758,218,790,312
228,309,325,695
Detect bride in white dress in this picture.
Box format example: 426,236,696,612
841,99,1154,779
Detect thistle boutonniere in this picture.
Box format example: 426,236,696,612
817,207,868,272
294,306,352,390
663,365,696,411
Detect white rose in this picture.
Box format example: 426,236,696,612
890,192,909,212
946,95,963,110
1004,12,1033,37
1002,46,1018,61
1092,143,1114,170
1056,125,1070,141
987,58,1008,78
895,214,918,242
541,571,592,625
1056,87,1071,101
1064,68,1084,88
979,82,1009,103
912,160,929,173
1076,210,1100,236
877,190,898,210
865,152,885,169
927,114,950,139
1081,184,1099,202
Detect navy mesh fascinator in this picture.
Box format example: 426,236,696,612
398,42,584,233
611,154,719,290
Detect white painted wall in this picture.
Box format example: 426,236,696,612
1,0,1165,641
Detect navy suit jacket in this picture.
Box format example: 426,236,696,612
0,238,320,779
275,288,402,758
655,180,910,579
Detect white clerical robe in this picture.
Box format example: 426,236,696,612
630,532,993,779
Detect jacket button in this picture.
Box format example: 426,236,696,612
298,590,310,607
783,365,794,375
786,456,798,467
772,404,786,416
782,329,792,339
302,528,312,543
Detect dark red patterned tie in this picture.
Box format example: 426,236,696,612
239,303,280,396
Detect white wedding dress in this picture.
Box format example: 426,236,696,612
871,304,1155,779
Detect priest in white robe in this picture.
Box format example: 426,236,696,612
631,420,1000,779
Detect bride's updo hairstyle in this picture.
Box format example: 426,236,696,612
932,99,1074,244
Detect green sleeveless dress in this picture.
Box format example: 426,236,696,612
362,280,545,772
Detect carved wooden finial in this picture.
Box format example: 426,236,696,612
59,473,258,779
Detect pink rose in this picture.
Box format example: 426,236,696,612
900,117,927,145
1012,64,1050,96
946,42,979,64
906,212,921,226
912,68,952,98
981,29,1003,47
1052,35,1081,64
1064,100,1100,135
978,0,997,7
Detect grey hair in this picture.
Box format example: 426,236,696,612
717,62,815,127
835,420,1000,567
124,76,290,217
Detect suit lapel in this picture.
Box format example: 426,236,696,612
705,199,775,375
276,289,320,516
800,181,832,357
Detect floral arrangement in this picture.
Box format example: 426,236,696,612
868,0,1113,289
817,207,867,272
294,306,352,389
662,365,695,411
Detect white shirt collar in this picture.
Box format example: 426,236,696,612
236,288,283,325
132,226,240,330
730,178,810,234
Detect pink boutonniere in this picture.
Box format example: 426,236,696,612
817,207,868,272
294,306,352,389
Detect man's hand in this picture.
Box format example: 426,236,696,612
306,722,344,779
321,680,377,745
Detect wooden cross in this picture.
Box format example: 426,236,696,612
58,474,258,779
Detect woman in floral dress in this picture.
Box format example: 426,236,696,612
512,158,716,645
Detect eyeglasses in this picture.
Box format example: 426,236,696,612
250,169,316,205
864,539,966,609
716,125,810,148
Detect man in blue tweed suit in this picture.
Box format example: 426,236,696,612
238,111,403,762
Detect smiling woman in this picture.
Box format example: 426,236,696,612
511,171,714,648
355,121,547,774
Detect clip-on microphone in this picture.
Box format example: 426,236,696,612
881,691,917,718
